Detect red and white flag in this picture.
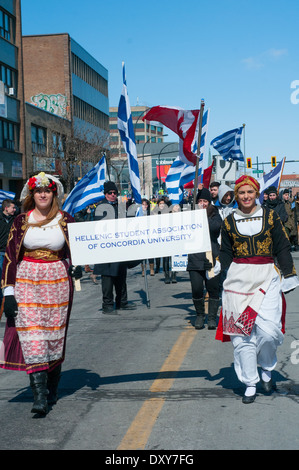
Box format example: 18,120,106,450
142,106,200,165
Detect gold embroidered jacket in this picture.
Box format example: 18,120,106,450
219,206,296,278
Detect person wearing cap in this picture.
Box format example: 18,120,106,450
281,189,297,249
187,187,222,330
216,175,299,404
93,181,134,314
0,172,81,415
263,185,288,224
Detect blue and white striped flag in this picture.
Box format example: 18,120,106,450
210,126,244,161
165,156,204,204
0,189,15,206
257,157,285,204
117,63,142,204
63,155,106,216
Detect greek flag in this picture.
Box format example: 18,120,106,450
117,63,142,204
0,189,15,206
165,156,204,204
257,157,285,203
63,155,106,216
210,126,244,161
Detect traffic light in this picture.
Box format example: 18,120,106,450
246,157,252,169
271,156,277,167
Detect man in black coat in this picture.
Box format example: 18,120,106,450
93,181,135,314
263,186,288,223
0,199,16,303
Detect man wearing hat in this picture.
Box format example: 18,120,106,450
216,175,299,404
263,185,288,223
282,189,297,249
93,181,134,314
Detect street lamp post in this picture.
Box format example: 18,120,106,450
142,134,168,195
158,142,174,189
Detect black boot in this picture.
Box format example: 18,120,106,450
30,371,49,415
207,298,219,330
47,364,61,405
171,272,177,283
193,298,205,329
164,271,171,284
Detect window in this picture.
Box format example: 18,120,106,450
0,119,18,151
73,96,109,131
31,124,47,154
71,53,108,97
0,63,16,89
52,132,65,158
0,9,15,42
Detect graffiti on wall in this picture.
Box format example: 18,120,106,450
31,93,68,118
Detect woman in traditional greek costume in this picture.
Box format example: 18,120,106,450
0,172,81,415
216,175,299,403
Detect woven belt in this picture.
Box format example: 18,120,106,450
23,248,62,262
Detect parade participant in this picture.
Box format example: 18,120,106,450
282,189,297,249
0,199,17,304
263,186,288,223
0,172,81,415
187,188,222,329
152,197,171,282
216,175,299,404
217,183,237,220
93,181,135,313
209,181,220,205
136,198,155,276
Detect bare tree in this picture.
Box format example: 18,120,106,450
52,125,110,193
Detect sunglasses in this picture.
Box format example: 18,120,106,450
107,191,117,195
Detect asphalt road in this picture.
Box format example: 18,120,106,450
0,255,299,452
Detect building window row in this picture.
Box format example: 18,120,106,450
72,53,108,97
31,124,47,155
0,118,19,151
31,124,67,159
1,62,17,89
0,8,15,42
73,96,109,131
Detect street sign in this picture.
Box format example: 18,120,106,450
253,170,263,173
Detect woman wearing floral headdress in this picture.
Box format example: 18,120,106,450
0,172,81,415
216,175,299,404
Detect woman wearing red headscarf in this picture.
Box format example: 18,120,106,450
216,175,299,403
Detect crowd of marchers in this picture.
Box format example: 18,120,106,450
0,173,298,414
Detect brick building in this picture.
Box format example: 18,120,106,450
0,0,25,194
22,33,109,188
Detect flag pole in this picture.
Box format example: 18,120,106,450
194,100,214,277
193,99,205,210
243,123,246,174
277,157,286,192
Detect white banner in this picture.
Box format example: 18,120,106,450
68,210,211,266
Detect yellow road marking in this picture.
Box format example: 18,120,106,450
117,327,198,450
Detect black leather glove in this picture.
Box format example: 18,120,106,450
68,265,83,280
4,295,18,318
203,260,213,271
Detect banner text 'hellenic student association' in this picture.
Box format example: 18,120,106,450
68,210,211,266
